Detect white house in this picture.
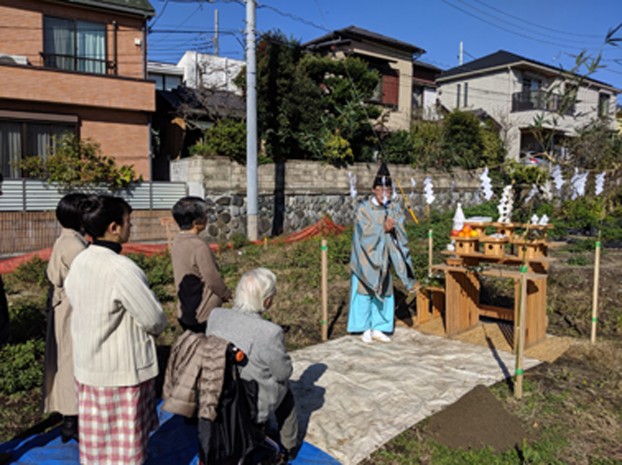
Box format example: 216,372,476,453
436,50,620,159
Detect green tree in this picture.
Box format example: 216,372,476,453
443,110,485,169
190,118,247,164
236,31,381,164
19,134,141,190
567,119,622,170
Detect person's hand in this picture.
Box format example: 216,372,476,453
384,217,396,232
408,283,422,294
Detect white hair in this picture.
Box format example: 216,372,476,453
233,267,276,314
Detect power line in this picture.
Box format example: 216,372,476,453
457,0,604,45
470,0,603,40
439,0,605,54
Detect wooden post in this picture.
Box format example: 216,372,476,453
321,239,328,342
428,229,433,277
590,240,601,344
514,265,528,399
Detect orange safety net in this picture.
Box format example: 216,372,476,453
252,216,346,245
0,217,346,275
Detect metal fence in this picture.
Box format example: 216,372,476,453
0,180,188,212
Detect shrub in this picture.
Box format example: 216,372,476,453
18,134,141,190
5,256,49,291
411,120,444,170
0,339,45,394
190,119,246,164
8,295,47,342
381,130,413,164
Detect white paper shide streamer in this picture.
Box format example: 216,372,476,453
479,167,494,201
423,176,435,205
595,171,606,196
551,165,565,192
570,168,588,200
497,185,514,223
347,171,357,199
525,184,539,203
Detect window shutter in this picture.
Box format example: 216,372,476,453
382,72,399,107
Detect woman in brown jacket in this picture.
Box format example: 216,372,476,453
42,193,88,442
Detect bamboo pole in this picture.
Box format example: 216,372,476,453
396,178,419,224
590,240,601,344
321,239,328,342
514,264,528,399
428,229,433,277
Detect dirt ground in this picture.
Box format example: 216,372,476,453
370,247,622,463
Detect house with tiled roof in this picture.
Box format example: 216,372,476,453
436,50,620,159
0,0,156,179
304,26,426,131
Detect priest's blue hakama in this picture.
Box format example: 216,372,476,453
347,198,415,334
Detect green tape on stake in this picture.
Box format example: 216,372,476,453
515,369,524,376
428,230,433,238
320,320,327,325
592,317,598,322
596,241,601,248
321,245,328,251
519,265,528,273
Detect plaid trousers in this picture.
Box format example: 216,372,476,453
77,378,157,465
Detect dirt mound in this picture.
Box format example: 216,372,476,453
423,384,526,452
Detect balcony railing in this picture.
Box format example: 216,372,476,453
511,90,575,115
40,52,111,75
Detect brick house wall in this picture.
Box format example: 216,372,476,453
0,0,154,179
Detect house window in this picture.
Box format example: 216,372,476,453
456,84,461,108
523,77,541,108
149,73,182,91
598,93,610,118
369,65,399,108
463,82,468,107
43,16,107,74
0,119,76,178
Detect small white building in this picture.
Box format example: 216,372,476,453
436,50,620,159
177,51,243,94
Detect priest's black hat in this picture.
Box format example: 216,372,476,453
372,162,392,188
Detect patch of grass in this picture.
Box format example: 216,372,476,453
566,255,589,266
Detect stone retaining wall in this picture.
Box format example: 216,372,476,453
172,157,485,241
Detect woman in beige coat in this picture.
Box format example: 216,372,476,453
42,193,88,443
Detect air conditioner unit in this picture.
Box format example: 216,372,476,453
0,54,29,66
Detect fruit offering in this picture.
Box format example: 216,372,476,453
451,224,479,238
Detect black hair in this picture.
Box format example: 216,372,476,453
81,195,132,239
56,193,88,231
172,196,208,230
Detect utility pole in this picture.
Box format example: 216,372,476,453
213,9,219,56
459,41,463,66
246,0,258,241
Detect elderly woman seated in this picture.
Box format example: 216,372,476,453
206,267,301,460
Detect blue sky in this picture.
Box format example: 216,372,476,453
148,0,622,102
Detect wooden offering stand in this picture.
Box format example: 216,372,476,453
420,221,551,349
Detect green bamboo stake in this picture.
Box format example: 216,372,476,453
590,237,601,344
321,239,328,342
514,264,528,399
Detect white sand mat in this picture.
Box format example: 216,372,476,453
289,327,540,465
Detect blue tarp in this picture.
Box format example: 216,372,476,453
0,402,340,465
